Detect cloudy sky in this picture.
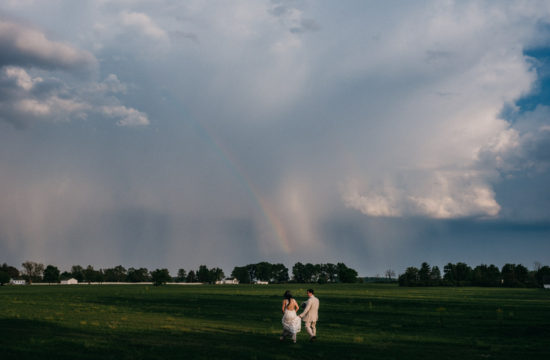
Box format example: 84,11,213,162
1,0,550,276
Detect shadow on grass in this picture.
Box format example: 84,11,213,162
2,316,549,360
0,317,381,360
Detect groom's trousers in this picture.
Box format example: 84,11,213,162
305,321,316,337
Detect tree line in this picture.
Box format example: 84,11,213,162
0,262,223,286
398,261,550,288
0,261,359,286
230,262,358,284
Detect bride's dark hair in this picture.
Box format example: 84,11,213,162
283,290,293,304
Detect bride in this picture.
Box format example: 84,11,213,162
280,290,301,343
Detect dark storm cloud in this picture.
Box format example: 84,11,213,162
0,19,97,71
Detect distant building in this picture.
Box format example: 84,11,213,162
544,284,550,289
216,278,239,285
60,278,78,285
10,279,26,285
254,280,269,285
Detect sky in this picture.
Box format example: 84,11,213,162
1,0,550,277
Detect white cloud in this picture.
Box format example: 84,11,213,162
342,171,501,219
0,65,145,126
92,74,127,94
120,11,168,40
4,66,40,90
341,179,403,217
14,98,51,117
12,96,89,122
101,105,150,126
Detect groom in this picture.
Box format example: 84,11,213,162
299,289,319,341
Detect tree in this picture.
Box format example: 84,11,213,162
176,268,187,282
245,264,257,283
472,264,500,287
231,266,250,284
486,265,501,286
151,268,171,286
304,263,320,283
443,262,472,285
83,265,100,283
398,267,419,286
21,261,45,284
337,262,358,283
501,264,518,287
292,262,306,283
186,270,198,283
70,265,84,282
197,265,212,283
443,263,456,283
385,269,396,280
535,266,550,287
104,265,127,282
0,271,10,285
514,264,528,285
431,266,441,282
209,267,225,283
43,265,60,284
1,263,19,279
127,268,149,282
271,263,289,283
455,262,472,283
324,263,338,282
255,262,273,282
418,262,431,284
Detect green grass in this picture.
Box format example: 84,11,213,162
1,284,549,359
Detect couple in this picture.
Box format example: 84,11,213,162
280,289,319,343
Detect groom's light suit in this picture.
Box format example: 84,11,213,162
300,295,319,338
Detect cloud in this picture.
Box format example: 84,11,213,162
4,65,38,90
341,172,501,220
169,30,199,44
268,1,320,34
0,18,148,127
0,66,148,127
91,73,127,94
0,19,97,71
120,11,168,40
0,66,88,125
101,105,150,127
500,105,550,174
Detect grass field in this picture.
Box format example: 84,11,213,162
1,283,549,359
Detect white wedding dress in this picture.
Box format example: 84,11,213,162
282,308,301,334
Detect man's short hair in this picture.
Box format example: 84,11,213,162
307,289,314,294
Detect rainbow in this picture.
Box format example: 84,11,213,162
193,120,292,253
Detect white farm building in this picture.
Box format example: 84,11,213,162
10,279,26,285
216,278,239,284
60,278,78,285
